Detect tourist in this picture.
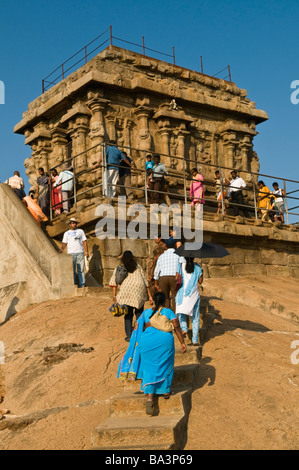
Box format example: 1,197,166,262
271,182,286,223
227,170,250,218
257,180,272,222
176,257,203,347
145,154,154,173
148,154,168,203
147,235,167,295
50,168,63,216
153,237,180,312
138,292,187,415
53,164,74,214
36,167,50,218
119,151,134,201
59,218,89,288
105,140,134,199
215,170,227,215
190,167,205,212
109,251,153,342
23,190,48,227
5,171,25,200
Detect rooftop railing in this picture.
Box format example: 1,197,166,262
42,26,232,93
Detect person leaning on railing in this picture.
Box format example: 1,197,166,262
257,180,272,222
226,170,250,218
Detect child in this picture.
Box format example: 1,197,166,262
146,154,154,188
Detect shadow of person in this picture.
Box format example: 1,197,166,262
194,356,216,390
204,312,271,345
4,296,20,323
88,244,103,285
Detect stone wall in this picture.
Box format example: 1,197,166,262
0,184,75,323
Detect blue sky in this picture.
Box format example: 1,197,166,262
1,0,298,218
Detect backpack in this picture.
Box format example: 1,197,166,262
115,265,128,285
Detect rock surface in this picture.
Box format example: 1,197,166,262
0,276,298,450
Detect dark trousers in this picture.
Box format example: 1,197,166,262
158,275,177,312
231,190,249,218
148,178,164,203
124,305,144,339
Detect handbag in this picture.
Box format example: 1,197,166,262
115,265,128,286
109,303,129,317
150,307,174,333
175,273,182,292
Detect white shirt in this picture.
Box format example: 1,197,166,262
62,229,87,254
54,170,74,192
273,189,284,203
229,177,246,192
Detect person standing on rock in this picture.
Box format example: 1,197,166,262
59,218,89,288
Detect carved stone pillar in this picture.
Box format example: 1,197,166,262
222,132,237,170
106,114,116,142
49,127,68,171
135,106,153,152
87,97,109,166
159,128,171,165
69,116,89,171
176,130,189,171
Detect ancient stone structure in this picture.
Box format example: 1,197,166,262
15,45,268,197
13,45,299,288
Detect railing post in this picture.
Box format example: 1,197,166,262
228,65,232,82
252,177,258,220
73,157,77,211
142,36,145,56
42,79,45,94
184,164,187,205
200,56,204,74
62,63,64,80
102,143,107,197
85,46,88,64
219,166,224,215
173,46,176,65
144,151,148,204
284,179,289,225
110,25,113,46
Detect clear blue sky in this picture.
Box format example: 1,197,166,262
1,0,298,217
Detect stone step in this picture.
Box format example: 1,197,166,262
110,386,192,418
92,442,175,450
91,415,187,450
122,363,199,392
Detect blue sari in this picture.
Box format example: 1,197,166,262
117,307,177,395
117,313,145,380
139,307,176,395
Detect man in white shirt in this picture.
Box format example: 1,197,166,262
53,164,74,213
154,237,179,311
5,171,25,200
148,154,168,203
227,170,250,218
59,218,89,288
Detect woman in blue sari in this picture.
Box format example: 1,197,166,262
118,292,187,416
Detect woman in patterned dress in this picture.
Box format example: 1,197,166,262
109,251,154,341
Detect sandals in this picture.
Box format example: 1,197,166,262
163,393,171,400
145,400,154,416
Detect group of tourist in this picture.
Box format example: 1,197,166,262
3,166,75,226
110,235,203,416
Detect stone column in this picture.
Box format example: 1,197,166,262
49,127,68,171
87,97,109,166
69,116,89,171
106,114,116,142
176,130,189,171
135,106,153,152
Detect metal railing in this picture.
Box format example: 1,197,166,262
47,141,299,227
42,26,232,93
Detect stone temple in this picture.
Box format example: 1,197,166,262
11,44,299,290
